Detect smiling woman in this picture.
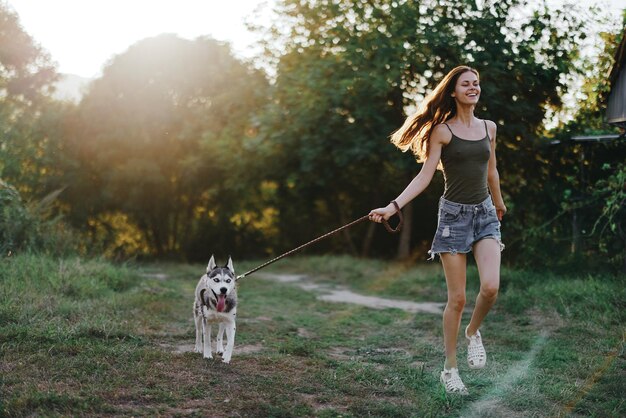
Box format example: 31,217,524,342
369,65,506,396
6,0,270,78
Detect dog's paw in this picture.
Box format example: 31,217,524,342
203,353,213,360
194,346,202,353
222,357,231,364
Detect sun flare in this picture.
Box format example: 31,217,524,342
8,0,271,77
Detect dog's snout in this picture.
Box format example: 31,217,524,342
220,287,227,294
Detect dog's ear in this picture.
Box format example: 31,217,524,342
207,255,216,273
226,256,234,273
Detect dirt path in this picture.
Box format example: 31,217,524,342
256,273,445,314
157,270,443,360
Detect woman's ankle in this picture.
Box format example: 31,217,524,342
444,358,457,370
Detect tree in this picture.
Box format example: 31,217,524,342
0,2,58,196
533,20,626,272
68,34,268,258
255,0,588,259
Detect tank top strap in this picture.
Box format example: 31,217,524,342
442,122,454,135
483,120,491,141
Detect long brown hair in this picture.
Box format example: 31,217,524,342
391,66,479,161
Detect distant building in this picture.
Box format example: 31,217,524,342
607,28,626,129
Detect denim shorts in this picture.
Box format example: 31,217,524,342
428,196,504,260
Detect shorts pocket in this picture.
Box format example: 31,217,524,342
487,207,499,222
440,201,462,221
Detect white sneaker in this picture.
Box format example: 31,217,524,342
440,368,469,395
466,326,487,369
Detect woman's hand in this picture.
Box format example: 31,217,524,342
495,203,507,221
368,203,397,223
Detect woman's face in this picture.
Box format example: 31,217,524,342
452,71,480,105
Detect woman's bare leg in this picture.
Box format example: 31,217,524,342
440,252,467,369
466,238,501,336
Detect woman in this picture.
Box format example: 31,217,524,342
369,66,506,395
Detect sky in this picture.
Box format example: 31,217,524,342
5,0,625,79
6,0,275,78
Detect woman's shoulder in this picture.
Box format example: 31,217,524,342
482,119,497,138
482,119,497,128
482,119,497,130
431,123,453,145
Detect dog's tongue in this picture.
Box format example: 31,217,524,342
216,294,226,312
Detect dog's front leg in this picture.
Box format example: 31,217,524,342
194,306,203,353
216,323,225,355
222,322,236,363
202,318,213,359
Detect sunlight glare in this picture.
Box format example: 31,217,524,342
8,0,271,77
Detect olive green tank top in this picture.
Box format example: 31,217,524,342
440,121,491,204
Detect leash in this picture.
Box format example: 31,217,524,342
236,201,403,281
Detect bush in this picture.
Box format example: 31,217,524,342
0,180,78,256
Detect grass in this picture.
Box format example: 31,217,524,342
1,254,624,417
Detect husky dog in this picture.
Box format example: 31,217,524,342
193,255,237,363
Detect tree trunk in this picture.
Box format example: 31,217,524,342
397,200,412,259
571,209,580,255
623,243,626,275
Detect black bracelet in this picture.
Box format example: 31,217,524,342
390,200,401,214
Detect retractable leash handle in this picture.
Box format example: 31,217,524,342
236,202,404,281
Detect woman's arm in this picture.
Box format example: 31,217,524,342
486,121,507,220
369,125,448,222
393,141,442,208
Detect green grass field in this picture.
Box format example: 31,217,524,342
1,254,624,417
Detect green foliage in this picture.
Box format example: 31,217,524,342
0,4,56,104
592,162,626,236
0,4,78,258
513,21,626,272
64,34,269,259
0,180,26,254
1,0,623,273
0,180,77,256
255,0,595,261
0,3,59,193
588,162,626,268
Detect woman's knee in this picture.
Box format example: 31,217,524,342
480,281,499,299
447,292,466,312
